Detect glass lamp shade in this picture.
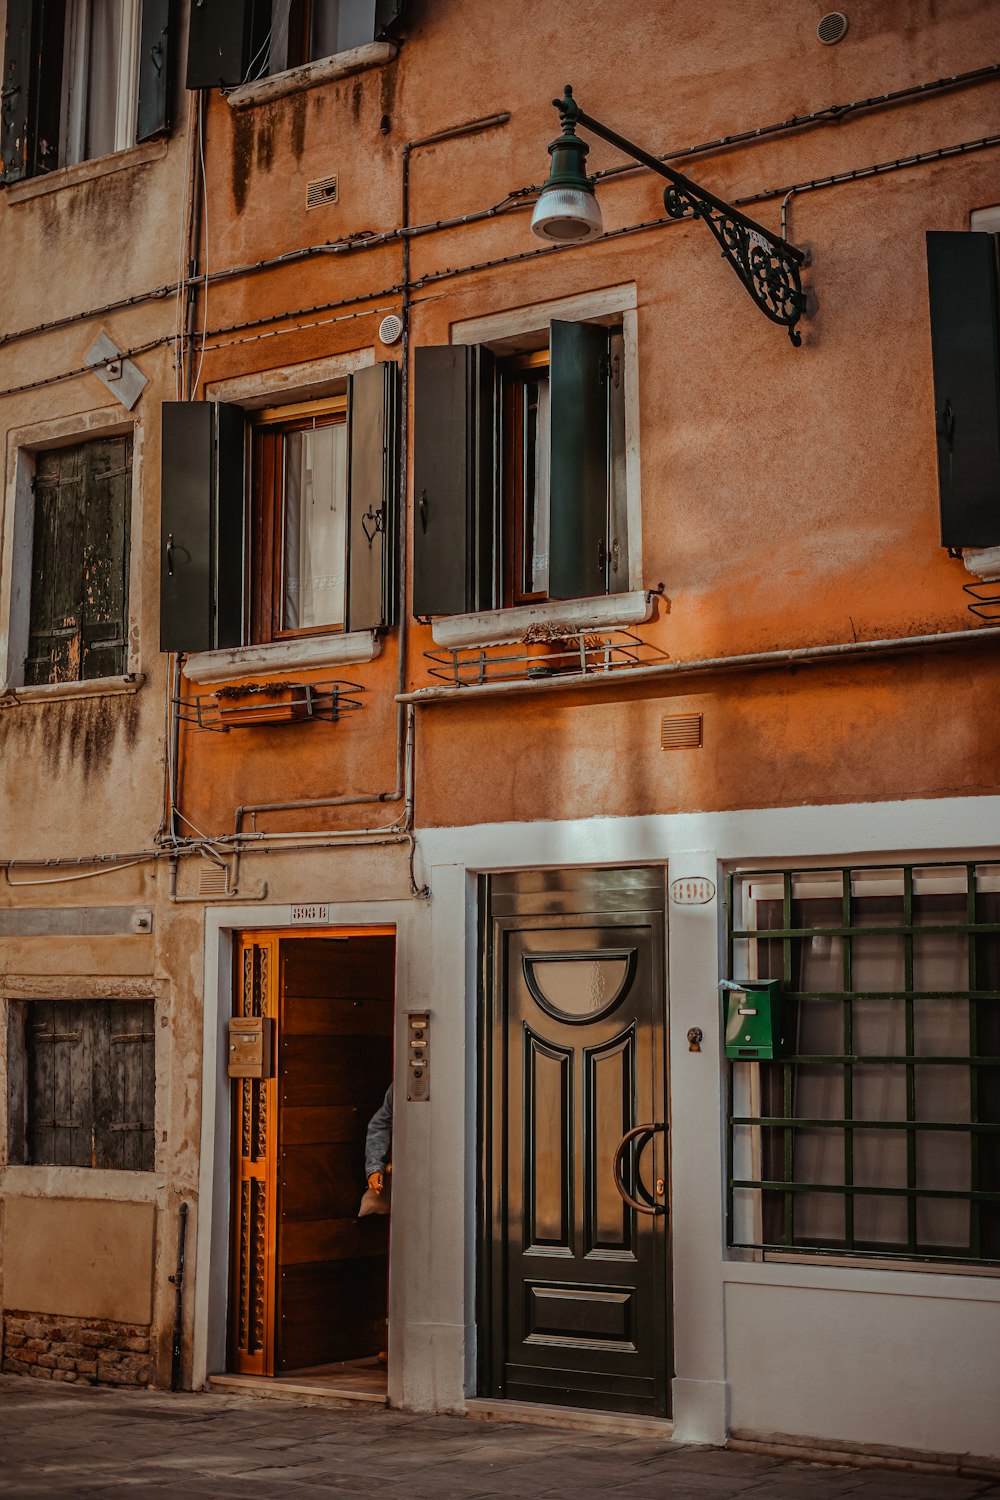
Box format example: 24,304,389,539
530,186,604,243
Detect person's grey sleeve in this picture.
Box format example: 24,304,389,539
364,1083,393,1177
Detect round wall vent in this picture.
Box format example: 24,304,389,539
378,313,404,345
817,11,849,44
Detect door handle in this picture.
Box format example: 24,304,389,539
612,1122,666,1216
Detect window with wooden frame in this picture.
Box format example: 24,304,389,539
728,863,1000,1268
251,396,349,644
159,362,398,655
0,0,174,183
24,433,132,686
412,320,629,618
7,999,155,1171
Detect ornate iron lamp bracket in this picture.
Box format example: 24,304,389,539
554,86,807,346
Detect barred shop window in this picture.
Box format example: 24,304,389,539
184,0,405,90
0,0,174,183
7,1000,155,1171
159,364,398,653
412,322,630,617
24,434,132,685
728,865,1000,1266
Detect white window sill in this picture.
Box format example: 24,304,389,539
429,591,657,650
184,632,381,685
963,547,1000,582
226,41,397,110
4,138,168,203
0,674,144,706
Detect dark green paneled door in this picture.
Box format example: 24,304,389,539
484,869,670,1417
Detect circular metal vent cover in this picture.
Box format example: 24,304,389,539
378,313,404,345
817,11,849,43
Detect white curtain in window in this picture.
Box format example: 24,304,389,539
312,0,374,59
282,424,347,631
530,379,550,595
61,0,136,167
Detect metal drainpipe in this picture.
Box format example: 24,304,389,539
227,116,510,850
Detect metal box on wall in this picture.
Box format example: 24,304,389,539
723,979,784,1060
227,1017,274,1079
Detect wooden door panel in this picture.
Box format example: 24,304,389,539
282,994,394,1036
486,875,669,1418
280,1259,387,1368
280,1105,367,1145
280,1143,362,1220
275,934,394,1374
281,1217,388,1265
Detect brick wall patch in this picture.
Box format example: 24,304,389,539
2,1311,151,1387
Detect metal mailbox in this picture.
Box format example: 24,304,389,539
227,1016,274,1079
723,979,784,1060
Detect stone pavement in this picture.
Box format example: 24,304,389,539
1,1376,998,1500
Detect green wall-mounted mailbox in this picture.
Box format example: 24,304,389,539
723,979,784,1060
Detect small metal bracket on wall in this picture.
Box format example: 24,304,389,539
85,332,148,411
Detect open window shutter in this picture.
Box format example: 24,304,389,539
347,361,398,632
136,0,174,140
160,402,245,652
926,231,1000,549
374,0,405,39
412,346,479,617
185,0,253,89
548,320,610,601
0,0,34,183
80,435,132,681
25,447,87,685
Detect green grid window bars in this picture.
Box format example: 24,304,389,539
727,863,1000,1266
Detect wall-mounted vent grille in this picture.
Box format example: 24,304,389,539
661,713,703,750
817,11,849,44
198,862,230,896
306,174,339,209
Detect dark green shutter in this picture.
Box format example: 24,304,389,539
160,402,245,653
374,0,405,39
347,361,398,632
25,437,132,685
185,0,253,89
926,231,1000,549
136,0,174,141
548,320,610,601
413,346,482,617
0,0,33,182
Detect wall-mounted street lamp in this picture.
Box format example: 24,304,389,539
530,86,806,346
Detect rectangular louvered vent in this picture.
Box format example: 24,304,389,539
198,862,230,896
306,174,339,209
661,713,703,749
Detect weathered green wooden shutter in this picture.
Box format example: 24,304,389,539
81,437,133,680
608,329,629,594
926,232,1000,549
160,402,245,653
347,361,399,632
25,437,132,685
412,346,490,617
548,320,610,601
136,0,174,141
0,0,34,183
185,0,253,89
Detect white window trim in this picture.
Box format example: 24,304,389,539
444,283,644,645
226,40,397,110
0,408,143,696
194,349,380,679
59,0,141,168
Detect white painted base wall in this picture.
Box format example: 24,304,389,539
192,795,1000,1462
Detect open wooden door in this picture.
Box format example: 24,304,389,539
230,930,395,1376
